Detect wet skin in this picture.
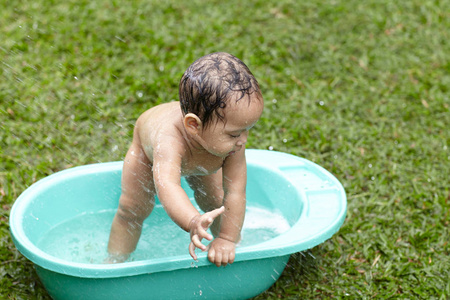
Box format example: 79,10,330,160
107,97,263,267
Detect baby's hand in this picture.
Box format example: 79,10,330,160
207,238,236,267
188,206,225,260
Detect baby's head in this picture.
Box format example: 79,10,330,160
179,52,263,128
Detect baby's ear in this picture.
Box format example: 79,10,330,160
184,113,202,135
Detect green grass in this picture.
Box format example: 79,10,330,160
1,0,449,298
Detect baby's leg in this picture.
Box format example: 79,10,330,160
107,139,155,262
186,170,224,237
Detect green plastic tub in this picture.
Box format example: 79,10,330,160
10,149,347,299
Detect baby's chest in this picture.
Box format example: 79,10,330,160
181,155,224,176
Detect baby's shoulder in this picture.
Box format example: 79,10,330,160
137,102,181,132
138,102,179,122
136,102,186,157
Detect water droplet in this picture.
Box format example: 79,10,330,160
371,176,375,181
272,99,277,103
368,164,372,168
283,139,287,143
319,101,324,106
137,91,143,98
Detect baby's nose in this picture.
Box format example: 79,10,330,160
236,132,248,146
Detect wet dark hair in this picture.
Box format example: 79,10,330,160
179,52,262,127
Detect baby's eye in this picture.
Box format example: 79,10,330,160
229,133,241,138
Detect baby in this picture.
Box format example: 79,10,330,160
107,52,264,267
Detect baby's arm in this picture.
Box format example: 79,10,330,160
152,144,223,258
207,149,247,267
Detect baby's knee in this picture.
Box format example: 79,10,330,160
116,201,151,223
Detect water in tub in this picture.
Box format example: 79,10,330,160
37,203,291,264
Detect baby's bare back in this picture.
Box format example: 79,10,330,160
135,101,224,176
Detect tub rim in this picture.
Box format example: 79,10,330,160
10,149,347,278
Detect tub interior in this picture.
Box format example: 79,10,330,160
19,162,303,263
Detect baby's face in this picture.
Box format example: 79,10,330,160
199,95,263,158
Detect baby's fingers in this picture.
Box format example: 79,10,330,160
191,234,207,251
189,242,197,260
196,225,213,241
207,248,216,265
207,206,225,221
199,216,214,230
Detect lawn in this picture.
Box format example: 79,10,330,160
1,0,449,299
